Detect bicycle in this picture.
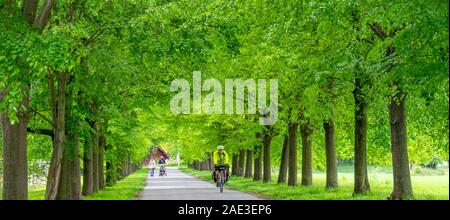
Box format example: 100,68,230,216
215,165,228,193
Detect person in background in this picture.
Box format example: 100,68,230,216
158,156,167,176
149,158,156,177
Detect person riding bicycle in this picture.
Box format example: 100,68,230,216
212,145,230,186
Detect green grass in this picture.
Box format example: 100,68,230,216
180,166,449,200
0,186,46,200
29,187,46,200
8,168,149,200
84,168,148,200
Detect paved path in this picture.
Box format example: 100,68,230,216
139,167,261,200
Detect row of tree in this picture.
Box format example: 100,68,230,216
1,0,448,201
154,0,447,200
1,0,152,200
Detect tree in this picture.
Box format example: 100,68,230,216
1,0,55,200
277,135,289,184
287,123,298,186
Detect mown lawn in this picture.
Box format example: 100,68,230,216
180,166,449,200
84,168,148,200
4,168,149,200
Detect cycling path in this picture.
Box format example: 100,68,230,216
138,167,262,200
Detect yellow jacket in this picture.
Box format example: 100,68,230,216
213,150,229,166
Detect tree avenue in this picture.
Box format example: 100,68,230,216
0,0,448,200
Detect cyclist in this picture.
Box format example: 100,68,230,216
212,145,230,187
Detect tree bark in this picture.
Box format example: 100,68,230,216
194,161,200,170
300,123,313,186
244,149,253,178
288,123,298,186
231,154,238,175
277,134,289,184
263,130,272,183
34,0,56,33
56,86,81,200
209,153,214,170
71,130,81,198
56,138,74,200
92,122,99,193
324,118,338,188
128,156,132,174
46,72,68,200
56,113,81,200
253,145,262,181
353,76,370,195
238,149,246,176
388,91,413,200
1,95,29,200
98,129,105,190
22,0,38,25
205,159,208,170
82,136,94,196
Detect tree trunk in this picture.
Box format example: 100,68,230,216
353,76,370,195
56,133,81,199
238,150,246,176
56,89,81,200
121,160,126,176
46,72,68,200
98,130,105,190
263,131,272,183
277,134,289,184
196,161,200,170
200,160,204,170
209,153,214,170
288,123,298,186
82,136,94,196
56,139,73,200
231,154,238,175
125,159,129,175
300,123,313,186
92,122,99,193
389,91,413,200
71,131,81,198
1,95,29,200
128,157,132,174
130,160,133,174
106,159,114,186
245,149,253,178
1,0,55,200
324,119,338,188
253,145,262,181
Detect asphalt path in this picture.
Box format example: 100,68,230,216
139,167,261,200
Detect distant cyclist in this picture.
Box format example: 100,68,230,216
212,145,230,186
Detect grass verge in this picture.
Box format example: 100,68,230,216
84,168,148,200
179,167,449,200
19,168,148,200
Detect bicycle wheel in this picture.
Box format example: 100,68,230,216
220,171,224,193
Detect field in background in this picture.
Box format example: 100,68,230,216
180,165,449,200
